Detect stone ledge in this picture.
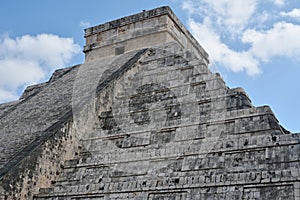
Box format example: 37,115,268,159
84,6,171,36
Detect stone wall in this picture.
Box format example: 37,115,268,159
0,6,299,200
0,121,81,199
34,43,300,199
84,6,209,63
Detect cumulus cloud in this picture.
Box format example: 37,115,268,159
80,20,91,28
0,34,80,103
280,8,300,20
182,1,197,14
182,0,300,76
183,0,258,35
243,22,300,61
204,0,257,30
189,19,260,75
0,88,18,103
274,0,285,7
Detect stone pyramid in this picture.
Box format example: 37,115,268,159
0,6,299,200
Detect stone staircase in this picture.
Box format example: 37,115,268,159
35,43,300,199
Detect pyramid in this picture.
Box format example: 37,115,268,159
0,6,299,200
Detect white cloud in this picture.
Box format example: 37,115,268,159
183,0,258,34
189,19,260,75
274,0,285,7
242,22,300,61
0,59,44,88
80,20,91,28
0,88,18,103
0,34,80,67
182,1,197,14
182,0,300,76
280,8,300,20
0,34,80,103
203,0,257,29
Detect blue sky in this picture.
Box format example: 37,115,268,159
0,0,299,132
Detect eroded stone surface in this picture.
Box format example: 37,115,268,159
0,6,299,200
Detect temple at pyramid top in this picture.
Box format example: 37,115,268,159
83,6,209,63
1,6,300,200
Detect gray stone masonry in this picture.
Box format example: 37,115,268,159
0,6,299,200
83,6,209,64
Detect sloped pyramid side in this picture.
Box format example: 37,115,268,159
0,49,149,199
31,42,300,200
1,5,299,199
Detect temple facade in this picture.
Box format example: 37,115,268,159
0,6,299,200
